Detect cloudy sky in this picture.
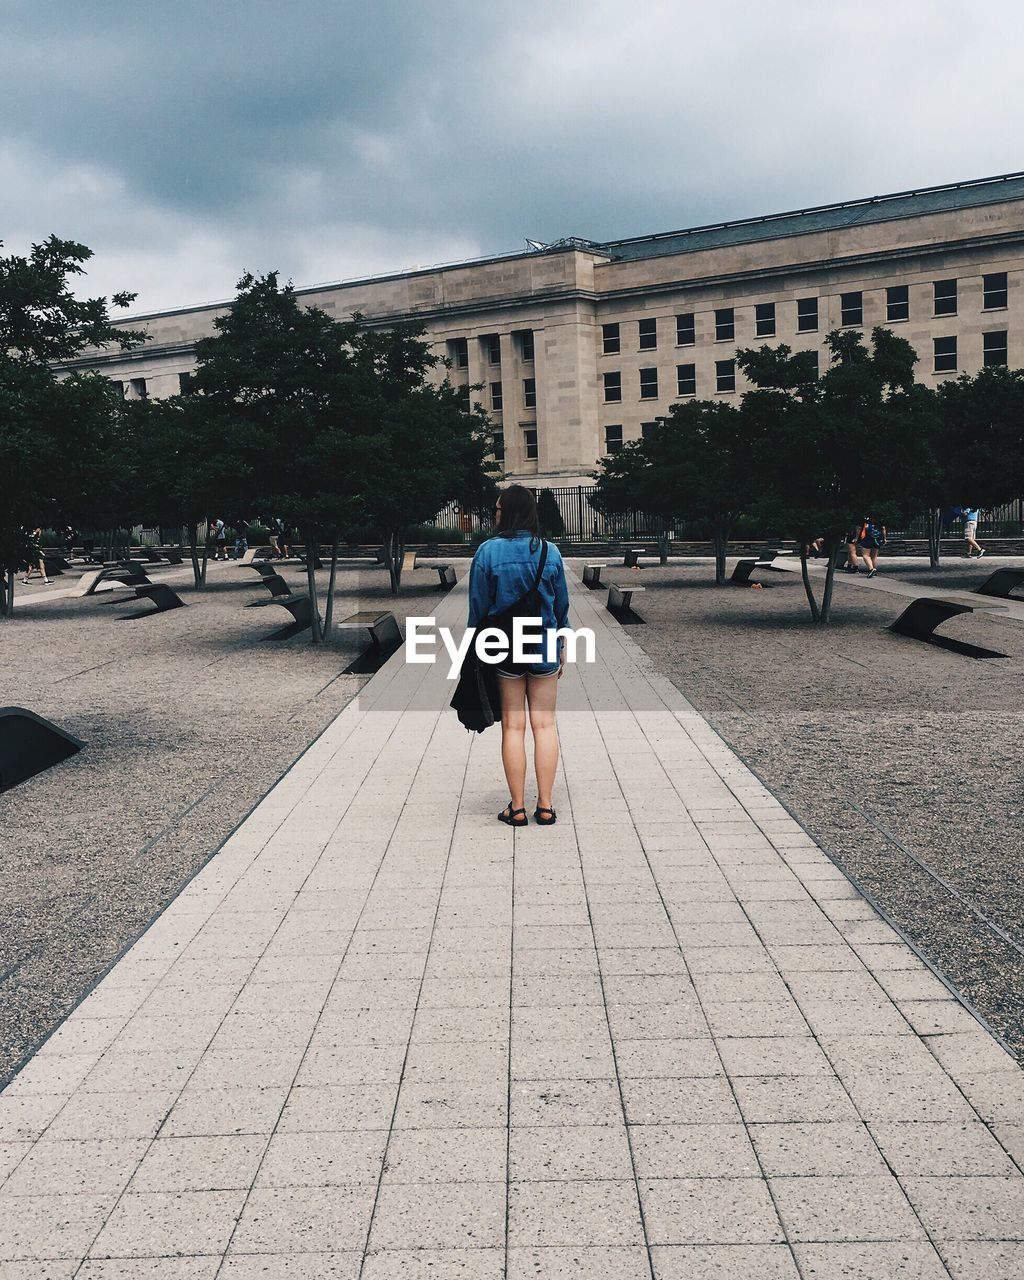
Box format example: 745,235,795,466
3,1,1022,315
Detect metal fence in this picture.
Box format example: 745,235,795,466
436,489,1024,544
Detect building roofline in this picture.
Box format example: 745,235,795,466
598,170,1024,253
111,170,1024,326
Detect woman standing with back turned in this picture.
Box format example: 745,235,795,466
468,486,570,827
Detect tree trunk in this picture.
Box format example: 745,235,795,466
659,521,670,566
712,527,728,585
799,544,821,623
189,525,203,589
304,524,324,643
384,529,403,596
926,507,942,568
323,535,340,637
818,536,839,625
2,569,14,617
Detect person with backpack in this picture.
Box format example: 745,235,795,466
467,486,570,828
855,515,886,578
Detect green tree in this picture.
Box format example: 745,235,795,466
537,489,566,539
739,330,932,623
930,365,1024,562
189,272,361,640
0,236,146,613
344,324,497,594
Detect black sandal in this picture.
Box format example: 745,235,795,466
498,804,528,827
533,806,557,826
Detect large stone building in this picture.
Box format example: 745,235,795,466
73,172,1024,485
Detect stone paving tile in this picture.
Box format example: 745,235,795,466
793,1241,949,1278
649,1244,800,1279
3,576,1024,1270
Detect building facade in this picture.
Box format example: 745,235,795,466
71,172,1024,485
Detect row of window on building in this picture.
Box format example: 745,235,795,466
112,373,193,399
600,274,1010,353
447,330,534,371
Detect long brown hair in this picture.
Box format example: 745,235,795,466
496,485,541,540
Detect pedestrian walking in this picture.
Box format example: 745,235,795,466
840,527,861,573
278,521,293,559
268,518,282,559
20,528,51,585
468,486,570,828
211,517,227,560
962,507,986,558
855,515,886,577
233,518,249,560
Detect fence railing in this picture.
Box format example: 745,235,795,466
437,489,1024,544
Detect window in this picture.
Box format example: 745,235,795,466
638,318,657,350
840,291,863,327
715,307,735,341
933,336,957,373
483,333,501,365
676,363,696,396
450,337,469,369
639,367,658,399
602,322,620,355
887,285,909,323
518,329,535,362
676,313,695,345
716,359,736,393
807,351,820,379
493,430,505,463
603,371,622,403
129,377,148,399
523,427,538,460
755,303,776,337
984,272,1008,310
458,385,471,412
797,298,818,332
113,380,126,398
983,330,1008,367
490,381,503,412
178,372,193,394
523,378,536,410
604,424,623,454
933,279,957,317
640,421,658,440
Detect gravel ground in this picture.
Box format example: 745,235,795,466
0,557,450,1084
606,555,1024,1057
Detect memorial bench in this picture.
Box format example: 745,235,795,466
731,556,778,585
118,583,186,620
623,547,650,568
435,565,457,590
582,564,606,590
402,549,418,574
261,593,314,641
975,568,1024,600
889,597,1007,660
246,573,294,605
0,706,83,792
607,583,646,623
338,610,404,673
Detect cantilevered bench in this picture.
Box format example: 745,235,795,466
402,549,418,574
607,583,646,623
339,610,404,673
261,594,314,641
0,706,83,792
623,547,649,568
435,565,457,590
244,562,281,581
975,568,1024,600
582,564,606,590
246,573,295,606
159,549,184,565
118,583,186,620
889,597,1007,660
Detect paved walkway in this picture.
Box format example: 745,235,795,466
1,575,1022,1278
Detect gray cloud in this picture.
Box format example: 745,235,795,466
3,0,1022,312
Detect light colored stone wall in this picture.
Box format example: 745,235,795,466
70,194,1024,485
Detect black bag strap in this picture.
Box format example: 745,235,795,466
531,539,549,592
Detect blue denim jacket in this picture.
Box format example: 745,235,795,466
467,532,570,634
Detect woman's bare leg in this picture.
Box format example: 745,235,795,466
499,676,528,814
526,673,560,810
